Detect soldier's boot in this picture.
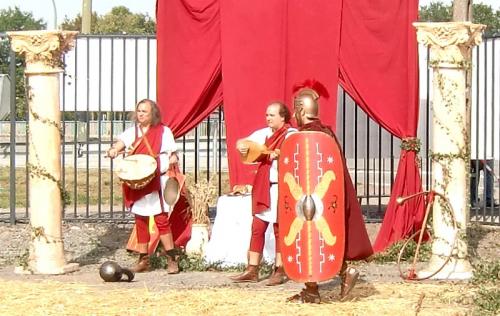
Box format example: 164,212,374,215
266,266,288,286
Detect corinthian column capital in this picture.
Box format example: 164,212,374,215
7,30,78,74
413,22,485,68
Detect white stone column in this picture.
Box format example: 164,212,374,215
413,22,485,280
7,31,79,274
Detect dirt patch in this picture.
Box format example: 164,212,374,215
467,223,500,262
0,222,498,274
0,222,136,268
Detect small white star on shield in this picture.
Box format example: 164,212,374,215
288,256,293,262
328,254,336,261
284,157,289,164
327,156,334,164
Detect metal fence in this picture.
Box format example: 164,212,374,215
0,34,498,225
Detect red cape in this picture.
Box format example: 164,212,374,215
300,120,373,260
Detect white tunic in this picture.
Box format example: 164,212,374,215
246,127,296,223
118,125,178,216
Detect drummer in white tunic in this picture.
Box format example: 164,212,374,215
107,99,180,273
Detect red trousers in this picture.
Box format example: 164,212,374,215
135,212,171,243
249,216,279,254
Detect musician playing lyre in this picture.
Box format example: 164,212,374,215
230,102,296,285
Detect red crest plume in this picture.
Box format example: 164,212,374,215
292,79,330,99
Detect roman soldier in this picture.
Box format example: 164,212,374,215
287,80,373,303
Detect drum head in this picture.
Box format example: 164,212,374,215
115,154,157,181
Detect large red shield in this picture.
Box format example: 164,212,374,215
278,132,345,282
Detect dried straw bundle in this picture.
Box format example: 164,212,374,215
186,176,217,225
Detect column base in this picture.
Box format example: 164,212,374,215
417,255,473,280
14,262,80,275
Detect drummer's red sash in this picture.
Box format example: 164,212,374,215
252,124,291,215
124,126,193,254
278,131,345,282
122,124,163,209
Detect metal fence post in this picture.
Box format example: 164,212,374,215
9,48,16,224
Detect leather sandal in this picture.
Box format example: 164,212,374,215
266,266,288,286
130,254,150,273
340,267,359,299
164,249,180,274
229,265,259,283
287,287,321,304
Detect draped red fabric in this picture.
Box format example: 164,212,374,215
156,0,223,137
251,124,291,215
169,190,193,248
220,0,341,185
299,121,373,259
156,0,424,251
219,0,287,185
338,0,425,252
282,1,341,129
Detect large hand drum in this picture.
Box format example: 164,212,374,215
115,154,157,190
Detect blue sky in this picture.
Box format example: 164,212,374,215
1,0,498,30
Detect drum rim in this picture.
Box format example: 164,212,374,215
115,154,158,183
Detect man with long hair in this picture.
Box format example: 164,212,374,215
107,99,181,274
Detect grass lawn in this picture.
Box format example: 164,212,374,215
0,167,230,210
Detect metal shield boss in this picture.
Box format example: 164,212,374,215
278,132,345,282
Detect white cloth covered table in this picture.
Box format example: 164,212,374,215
204,194,275,266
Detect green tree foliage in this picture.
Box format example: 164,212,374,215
0,7,46,120
60,12,99,33
419,1,500,36
473,4,500,36
419,2,453,22
0,6,46,32
96,6,155,34
61,6,155,35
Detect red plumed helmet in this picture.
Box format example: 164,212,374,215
292,79,330,99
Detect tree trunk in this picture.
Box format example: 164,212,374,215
81,0,92,34
452,0,473,21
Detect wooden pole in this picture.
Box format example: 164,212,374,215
452,0,473,21
81,0,92,34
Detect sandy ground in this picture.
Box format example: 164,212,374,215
0,222,497,315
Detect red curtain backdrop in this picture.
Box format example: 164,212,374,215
156,0,424,252
338,0,424,252
283,0,341,129
219,0,288,185
156,0,223,137
219,0,341,185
